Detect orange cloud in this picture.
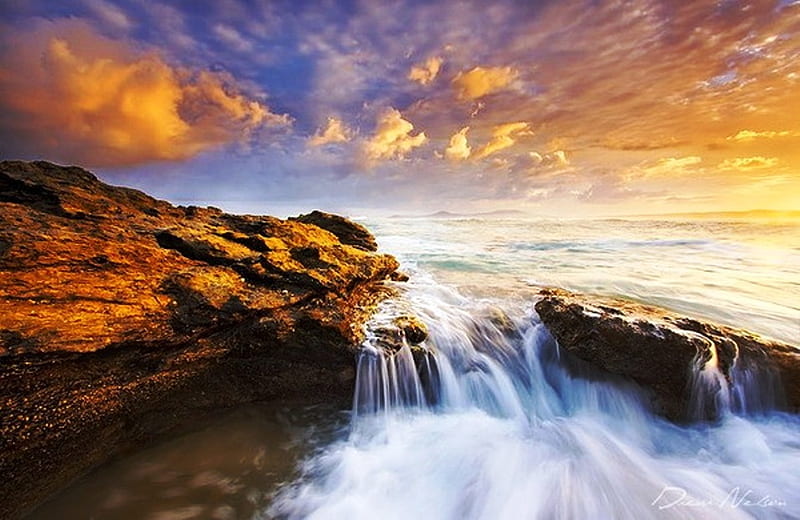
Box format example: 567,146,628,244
529,150,569,168
630,156,703,178
408,57,443,86
452,66,517,100
718,157,779,171
473,122,531,159
308,117,351,147
362,108,427,162
0,20,289,167
726,130,798,142
444,127,471,161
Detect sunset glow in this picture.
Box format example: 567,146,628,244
1,0,798,215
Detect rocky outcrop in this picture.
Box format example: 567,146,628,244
0,160,402,518
291,210,378,252
535,288,800,421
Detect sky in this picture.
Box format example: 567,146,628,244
0,0,798,216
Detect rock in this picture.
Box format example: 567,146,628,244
370,315,428,350
389,271,410,282
291,210,378,252
484,306,516,335
393,315,428,344
535,288,800,421
0,160,400,518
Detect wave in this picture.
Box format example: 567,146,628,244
269,275,800,520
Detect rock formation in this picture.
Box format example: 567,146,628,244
535,288,799,421
291,210,378,252
0,160,401,518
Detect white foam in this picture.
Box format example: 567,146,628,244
269,277,800,520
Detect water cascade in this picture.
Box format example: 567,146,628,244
271,277,800,519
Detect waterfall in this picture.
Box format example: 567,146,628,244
270,277,800,520
686,330,786,421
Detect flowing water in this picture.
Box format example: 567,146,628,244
31,217,800,519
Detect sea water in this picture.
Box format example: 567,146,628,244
269,216,800,520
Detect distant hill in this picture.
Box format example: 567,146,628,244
389,209,529,219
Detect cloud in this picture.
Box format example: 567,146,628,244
653,156,702,168
718,156,779,171
0,19,289,167
213,24,254,53
528,150,569,168
408,56,443,86
444,126,471,161
452,66,517,100
308,117,351,146
3,0,800,213
84,0,133,32
473,122,531,159
548,150,569,167
726,130,797,141
630,156,703,178
362,108,427,162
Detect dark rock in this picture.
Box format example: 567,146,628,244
368,313,429,361
291,210,379,251
0,160,401,519
389,270,410,282
535,288,800,421
393,315,428,344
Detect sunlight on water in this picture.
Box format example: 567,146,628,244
363,217,800,344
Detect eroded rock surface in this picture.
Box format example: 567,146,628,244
535,288,799,421
0,160,400,518
291,210,378,252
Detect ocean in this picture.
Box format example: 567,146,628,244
365,216,799,345
31,217,800,520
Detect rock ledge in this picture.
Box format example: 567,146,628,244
535,288,799,421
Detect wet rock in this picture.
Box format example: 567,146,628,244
371,314,429,352
291,210,378,252
389,271,410,282
484,306,516,335
393,315,428,344
0,160,400,518
535,288,800,421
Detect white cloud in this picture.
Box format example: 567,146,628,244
84,0,133,32
213,24,254,53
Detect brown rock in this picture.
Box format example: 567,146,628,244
0,160,400,518
535,288,799,421
291,210,379,251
